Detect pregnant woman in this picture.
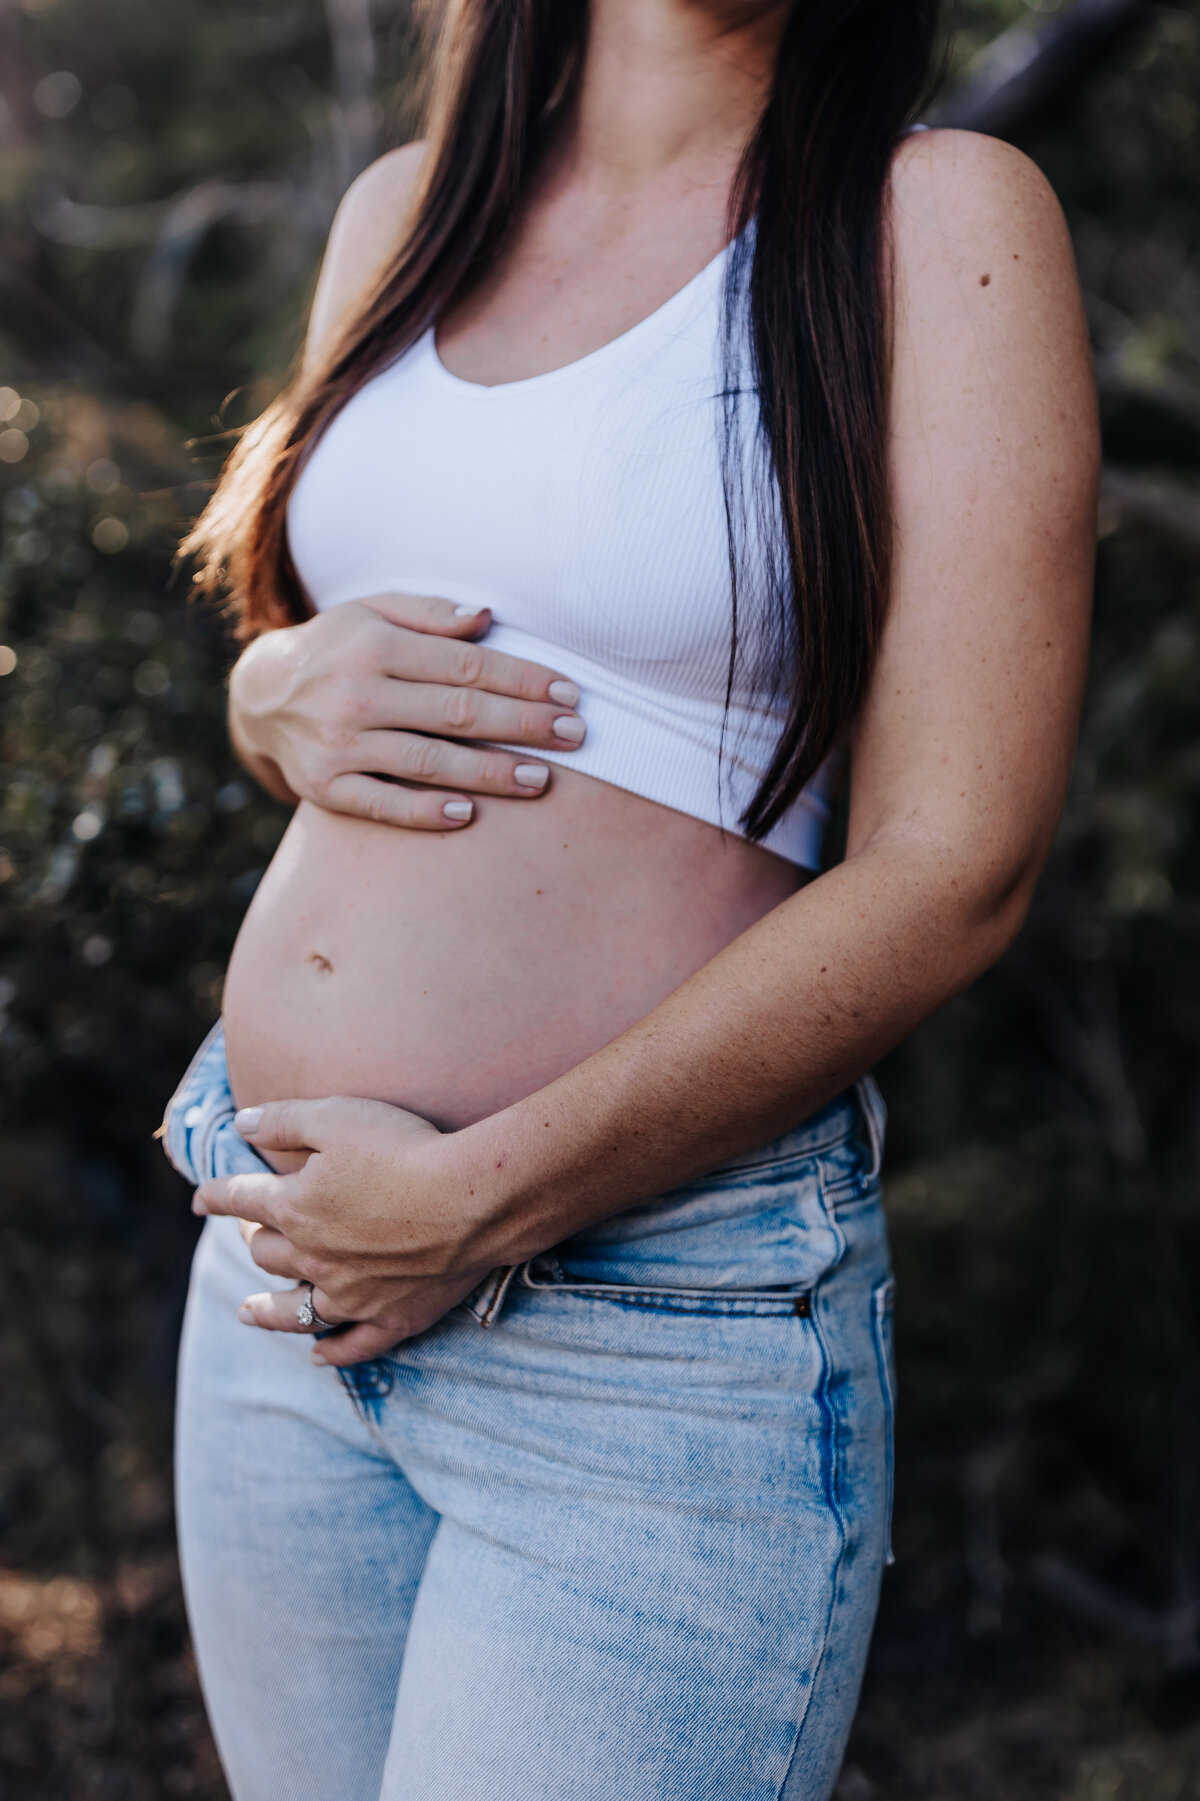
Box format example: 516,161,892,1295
165,0,1098,1795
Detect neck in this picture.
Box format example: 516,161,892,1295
562,0,787,203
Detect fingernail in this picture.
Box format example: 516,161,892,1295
311,1351,327,1366
553,715,586,744
238,1303,253,1325
442,799,473,822
548,680,579,707
453,603,487,619
514,764,549,790
191,1196,206,1215
234,1106,263,1135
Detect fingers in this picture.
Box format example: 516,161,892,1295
238,1286,347,1334
309,1322,403,1368
356,592,494,640
193,1168,303,1227
368,612,580,709
354,727,573,793
247,1225,305,1279
363,684,585,752
236,1286,404,1367
321,773,482,829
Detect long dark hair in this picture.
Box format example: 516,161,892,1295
183,0,941,840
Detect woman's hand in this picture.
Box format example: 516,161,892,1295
193,1095,501,1366
228,591,586,829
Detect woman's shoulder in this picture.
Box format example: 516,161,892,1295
889,126,1073,291
884,126,1098,526
886,126,1085,379
304,142,428,371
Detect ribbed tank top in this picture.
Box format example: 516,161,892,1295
287,237,834,866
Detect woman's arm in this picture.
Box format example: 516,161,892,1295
198,131,1099,1365
226,145,587,826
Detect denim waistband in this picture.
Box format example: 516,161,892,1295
161,1018,886,1191
707,1074,886,1183
159,1019,267,1188
162,1019,887,1323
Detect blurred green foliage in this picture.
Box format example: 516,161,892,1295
1,1,1200,1796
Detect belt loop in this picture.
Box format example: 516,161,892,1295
854,1073,887,1182
465,1264,520,1328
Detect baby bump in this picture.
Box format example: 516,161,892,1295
220,771,802,1131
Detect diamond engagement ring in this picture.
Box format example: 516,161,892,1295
296,1283,335,1331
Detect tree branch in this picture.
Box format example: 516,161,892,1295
324,0,379,189
1100,466,1200,555
1029,1553,1200,1667
930,0,1155,139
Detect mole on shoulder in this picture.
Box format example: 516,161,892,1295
979,273,991,287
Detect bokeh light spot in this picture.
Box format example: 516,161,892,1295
92,517,129,554
33,71,82,119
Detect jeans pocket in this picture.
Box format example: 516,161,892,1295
518,1257,813,1318
870,1274,897,1566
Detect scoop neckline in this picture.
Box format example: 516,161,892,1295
426,234,737,399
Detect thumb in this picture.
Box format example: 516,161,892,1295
233,1096,327,1153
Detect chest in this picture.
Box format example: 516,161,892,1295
287,313,769,700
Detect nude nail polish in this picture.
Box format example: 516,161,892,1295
443,800,473,822
553,716,586,744
514,764,550,789
548,680,580,707
454,603,486,619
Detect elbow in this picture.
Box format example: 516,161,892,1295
976,871,1037,968
955,841,1047,981
850,797,1062,993
858,822,1052,992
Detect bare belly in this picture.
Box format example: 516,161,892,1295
221,766,805,1133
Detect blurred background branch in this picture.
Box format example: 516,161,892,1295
931,0,1156,135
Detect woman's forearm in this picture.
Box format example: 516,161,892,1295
453,831,1035,1267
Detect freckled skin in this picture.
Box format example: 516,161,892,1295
222,125,1097,1233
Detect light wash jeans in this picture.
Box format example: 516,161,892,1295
168,1024,895,1801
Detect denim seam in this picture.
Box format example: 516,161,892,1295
464,1264,520,1328
335,1358,395,1424
773,1166,851,1797
518,1264,812,1315
854,1073,887,1181
870,1275,898,1568
814,1156,851,1274
775,1277,849,1801
820,1172,883,1213
518,1288,809,1318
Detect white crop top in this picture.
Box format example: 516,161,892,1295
287,238,835,866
